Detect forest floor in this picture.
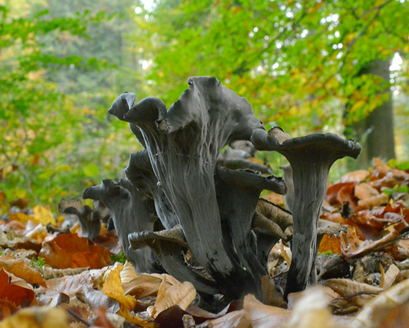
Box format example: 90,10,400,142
1,157,409,328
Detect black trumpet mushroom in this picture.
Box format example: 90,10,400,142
58,198,101,241
83,179,157,273
122,76,264,299
251,126,361,298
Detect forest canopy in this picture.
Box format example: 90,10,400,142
1,0,409,204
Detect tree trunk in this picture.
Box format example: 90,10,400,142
346,59,396,168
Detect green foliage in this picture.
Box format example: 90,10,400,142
30,256,49,268
111,250,127,264
1,0,141,204
318,250,333,256
383,184,409,196
132,0,409,134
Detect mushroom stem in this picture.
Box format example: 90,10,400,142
251,127,361,297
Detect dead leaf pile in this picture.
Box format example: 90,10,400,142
1,158,409,327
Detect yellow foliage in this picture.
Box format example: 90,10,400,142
102,263,136,311
33,206,56,226
0,307,70,328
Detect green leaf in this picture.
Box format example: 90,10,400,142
83,163,100,177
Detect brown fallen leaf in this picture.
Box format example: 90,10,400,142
123,273,175,298
285,287,339,328
0,269,37,307
0,256,46,287
243,294,290,328
341,228,401,259
324,279,383,308
340,170,370,183
36,267,106,305
0,306,70,328
0,299,18,321
379,264,400,289
357,193,389,211
153,276,196,317
326,182,356,206
39,233,111,269
354,183,379,200
349,279,409,328
205,309,250,328
370,158,391,179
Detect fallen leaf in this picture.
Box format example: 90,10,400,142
286,287,338,328
379,264,400,289
123,274,174,298
324,279,382,307
33,205,57,226
39,233,111,269
0,306,70,328
36,268,106,305
205,310,250,328
340,170,370,183
326,182,356,206
354,183,379,200
154,277,196,317
350,279,409,328
0,256,46,287
318,235,342,255
102,263,136,311
0,269,36,307
357,193,389,211
8,213,34,224
76,288,120,313
0,299,18,321
243,294,289,328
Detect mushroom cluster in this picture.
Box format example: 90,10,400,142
85,76,361,302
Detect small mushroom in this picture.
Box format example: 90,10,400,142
251,127,361,297
58,198,101,240
83,179,156,273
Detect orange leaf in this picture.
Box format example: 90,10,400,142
39,234,111,269
0,299,18,321
0,269,36,307
0,256,46,287
318,235,341,255
340,170,370,183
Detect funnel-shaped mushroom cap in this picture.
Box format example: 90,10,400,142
123,97,167,125
108,92,136,118
251,127,362,297
156,76,263,138
280,165,294,213
59,198,101,241
251,127,362,164
83,179,156,273
216,166,287,195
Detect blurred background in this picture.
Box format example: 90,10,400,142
1,0,409,205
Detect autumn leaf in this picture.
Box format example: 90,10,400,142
33,205,57,226
153,276,196,317
39,233,111,269
0,269,36,307
0,256,46,287
0,306,70,328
